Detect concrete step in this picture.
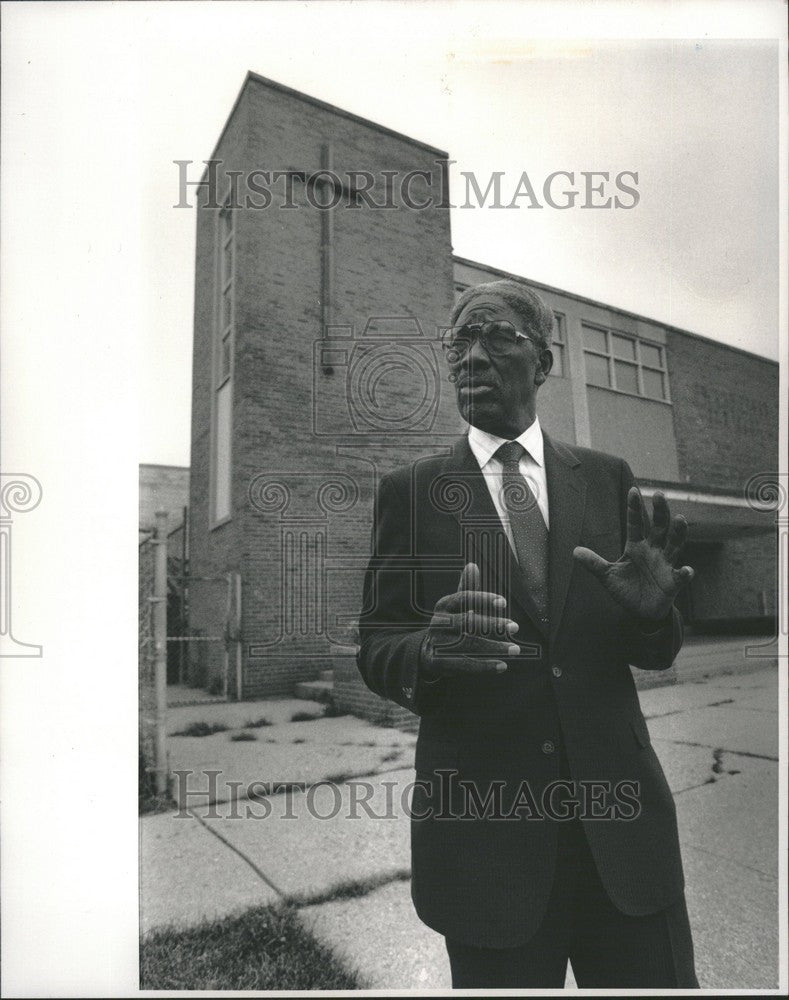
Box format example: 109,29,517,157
293,679,334,703
319,668,334,682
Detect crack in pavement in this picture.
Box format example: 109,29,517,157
645,697,735,721
682,840,776,881
673,747,744,796
655,738,778,762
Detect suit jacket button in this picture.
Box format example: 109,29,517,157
541,740,556,755
551,665,563,678
403,686,413,699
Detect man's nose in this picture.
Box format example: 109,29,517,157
463,336,491,370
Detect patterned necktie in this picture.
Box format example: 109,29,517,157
494,441,549,626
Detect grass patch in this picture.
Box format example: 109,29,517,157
380,750,401,763
140,791,177,815
230,731,257,742
172,721,229,738
291,737,306,745
245,716,273,728
139,748,176,815
140,903,362,990
291,710,322,723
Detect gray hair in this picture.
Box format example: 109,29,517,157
451,279,554,351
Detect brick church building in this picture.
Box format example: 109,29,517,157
186,72,779,721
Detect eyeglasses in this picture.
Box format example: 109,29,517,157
442,320,537,364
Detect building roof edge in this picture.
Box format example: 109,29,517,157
202,70,449,173
452,255,778,366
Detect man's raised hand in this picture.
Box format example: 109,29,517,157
573,487,694,623
421,562,520,679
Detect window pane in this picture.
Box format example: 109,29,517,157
214,381,232,521
612,334,636,360
585,351,610,387
642,368,665,399
583,325,607,354
641,343,663,368
552,314,565,344
614,360,639,394
550,343,563,377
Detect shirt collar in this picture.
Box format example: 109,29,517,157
468,416,545,470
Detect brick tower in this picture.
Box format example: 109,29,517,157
188,72,461,717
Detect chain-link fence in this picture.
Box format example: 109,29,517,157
139,510,237,797
138,530,159,795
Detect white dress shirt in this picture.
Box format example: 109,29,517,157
467,419,550,559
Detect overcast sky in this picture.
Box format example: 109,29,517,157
2,2,783,471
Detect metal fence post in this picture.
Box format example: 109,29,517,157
153,510,169,795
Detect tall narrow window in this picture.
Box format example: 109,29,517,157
550,313,566,377
212,201,234,523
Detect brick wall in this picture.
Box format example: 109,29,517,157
189,75,459,706
666,329,778,492
685,536,778,625
665,329,778,631
188,91,252,696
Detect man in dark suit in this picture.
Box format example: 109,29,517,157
356,279,698,988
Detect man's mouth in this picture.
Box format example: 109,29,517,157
458,381,497,394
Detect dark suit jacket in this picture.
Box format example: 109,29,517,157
356,433,686,948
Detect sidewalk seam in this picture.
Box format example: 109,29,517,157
189,808,286,899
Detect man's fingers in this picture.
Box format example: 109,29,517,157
438,589,508,615
434,630,520,657
626,486,649,543
456,562,481,594
664,515,688,564
459,610,518,637
573,545,611,579
649,491,669,548
434,656,508,675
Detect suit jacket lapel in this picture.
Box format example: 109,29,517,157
437,437,548,637
543,434,587,648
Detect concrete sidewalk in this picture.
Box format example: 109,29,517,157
141,660,779,990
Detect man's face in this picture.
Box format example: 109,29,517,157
450,294,552,438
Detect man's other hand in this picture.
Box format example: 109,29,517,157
573,487,694,622
421,562,520,679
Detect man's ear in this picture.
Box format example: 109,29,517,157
535,348,553,386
